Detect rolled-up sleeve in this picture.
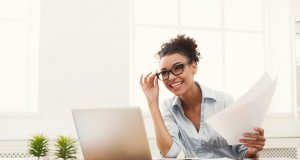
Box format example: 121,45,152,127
231,144,248,159
160,101,182,158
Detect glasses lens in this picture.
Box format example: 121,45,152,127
156,71,168,80
172,64,184,75
161,71,169,80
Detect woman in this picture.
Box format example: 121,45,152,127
140,35,265,159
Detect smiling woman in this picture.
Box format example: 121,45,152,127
0,0,40,113
139,35,266,159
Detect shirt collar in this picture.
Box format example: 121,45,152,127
196,82,216,101
171,81,217,109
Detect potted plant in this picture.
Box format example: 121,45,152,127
28,134,49,160
54,135,78,160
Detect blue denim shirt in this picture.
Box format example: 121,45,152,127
160,82,248,159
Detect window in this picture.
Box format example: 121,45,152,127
131,0,295,117
0,0,40,113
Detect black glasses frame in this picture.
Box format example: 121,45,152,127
156,61,192,81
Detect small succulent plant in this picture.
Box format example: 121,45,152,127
28,134,49,160
54,135,78,160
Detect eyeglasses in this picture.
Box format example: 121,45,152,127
156,61,192,81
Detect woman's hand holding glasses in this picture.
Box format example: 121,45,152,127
140,71,160,106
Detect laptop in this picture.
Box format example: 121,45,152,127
72,107,152,160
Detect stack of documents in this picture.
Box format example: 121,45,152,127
206,72,277,145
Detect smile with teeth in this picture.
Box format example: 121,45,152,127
171,81,183,88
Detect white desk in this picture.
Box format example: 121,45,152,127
0,158,295,160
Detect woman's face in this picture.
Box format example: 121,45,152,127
159,53,197,96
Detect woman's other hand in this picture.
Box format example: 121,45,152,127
140,71,159,104
240,127,266,158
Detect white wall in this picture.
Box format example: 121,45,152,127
0,0,130,139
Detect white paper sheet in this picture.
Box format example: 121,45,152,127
205,72,277,145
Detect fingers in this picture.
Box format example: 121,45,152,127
153,70,159,85
240,136,265,153
254,127,264,136
147,72,156,84
242,133,266,142
240,127,266,152
243,127,266,141
140,71,157,86
139,72,152,85
143,72,152,84
139,74,143,85
240,138,265,146
154,74,159,86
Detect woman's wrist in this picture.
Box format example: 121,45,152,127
245,151,258,158
147,98,159,106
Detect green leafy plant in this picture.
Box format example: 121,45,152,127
28,134,49,159
54,135,78,160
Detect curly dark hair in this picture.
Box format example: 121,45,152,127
156,34,201,63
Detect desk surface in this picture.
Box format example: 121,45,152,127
0,158,295,160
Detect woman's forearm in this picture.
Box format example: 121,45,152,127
148,101,173,156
